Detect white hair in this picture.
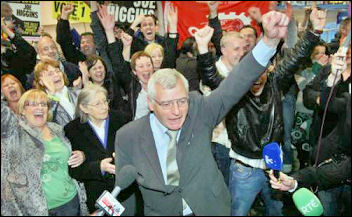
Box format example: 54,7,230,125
148,68,189,100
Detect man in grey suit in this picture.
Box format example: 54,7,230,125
115,11,290,216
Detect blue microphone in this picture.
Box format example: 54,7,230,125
263,142,283,179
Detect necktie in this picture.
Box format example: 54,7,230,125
166,130,180,186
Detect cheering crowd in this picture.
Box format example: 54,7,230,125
1,1,351,216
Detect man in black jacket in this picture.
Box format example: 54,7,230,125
198,8,326,216
56,4,97,65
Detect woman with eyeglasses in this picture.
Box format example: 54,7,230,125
1,89,89,216
64,84,133,213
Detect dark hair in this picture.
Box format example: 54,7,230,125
340,17,351,30
310,41,328,56
180,37,196,54
85,55,107,72
140,14,158,26
240,25,258,38
81,32,94,38
115,22,128,31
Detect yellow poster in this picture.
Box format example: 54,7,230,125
53,1,91,23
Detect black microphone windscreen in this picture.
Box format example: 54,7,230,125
115,165,137,190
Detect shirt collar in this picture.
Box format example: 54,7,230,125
150,113,168,135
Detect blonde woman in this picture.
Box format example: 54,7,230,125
1,89,88,216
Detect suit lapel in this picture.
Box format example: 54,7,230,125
81,123,107,153
140,116,166,188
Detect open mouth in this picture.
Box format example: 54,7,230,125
95,72,104,79
9,89,18,97
142,73,150,81
146,31,153,38
33,111,45,120
53,79,62,85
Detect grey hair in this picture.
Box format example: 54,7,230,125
220,31,242,48
148,68,189,100
75,84,108,123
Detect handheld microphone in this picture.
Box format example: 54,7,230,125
95,165,137,216
292,188,324,216
263,142,283,179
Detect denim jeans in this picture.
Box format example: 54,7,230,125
48,194,80,216
318,185,351,216
282,91,296,164
211,142,231,187
229,160,283,216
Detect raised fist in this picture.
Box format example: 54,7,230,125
195,26,214,54
262,11,289,47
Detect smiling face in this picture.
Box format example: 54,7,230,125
250,72,268,96
19,90,49,130
141,16,157,42
89,59,106,85
1,77,22,103
149,48,163,70
80,91,109,125
41,65,65,92
240,27,257,52
37,37,59,61
80,34,96,57
221,37,246,68
133,56,154,86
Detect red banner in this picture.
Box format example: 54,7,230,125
163,1,270,48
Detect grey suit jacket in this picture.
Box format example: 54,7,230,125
115,51,266,216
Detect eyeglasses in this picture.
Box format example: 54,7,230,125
152,97,189,110
24,101,48,107
86,99,110,107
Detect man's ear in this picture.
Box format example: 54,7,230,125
147,96,154,112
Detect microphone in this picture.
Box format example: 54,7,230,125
95,165,137,216
263,142,283,179
292,188,324,216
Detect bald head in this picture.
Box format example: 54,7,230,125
37,36,59,61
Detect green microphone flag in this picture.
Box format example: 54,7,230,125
292,188,324,216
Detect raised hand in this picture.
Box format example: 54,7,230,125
208,1,219,19
248,7,262,23
285,2,293,20
262,11,289,48
195,26,214,54
167,4,178,33
79,61,91,86
121,32,133,47
130,14,145,31
61,4,74,20
97,4,115,32
40,72,56,95
331,51,347,77
310,8,327,31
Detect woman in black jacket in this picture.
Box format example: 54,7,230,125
64,84,131,213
